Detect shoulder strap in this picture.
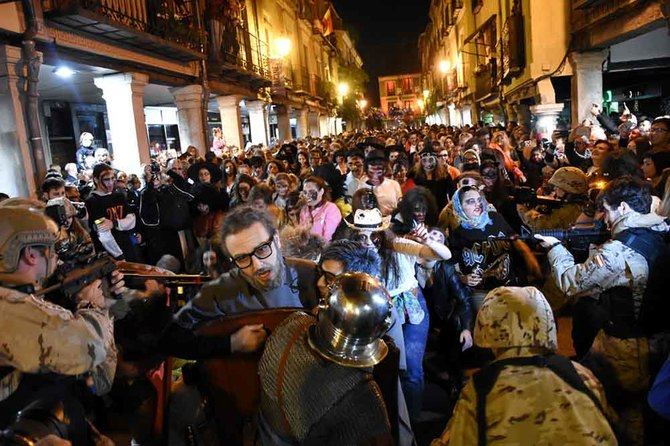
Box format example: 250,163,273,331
472,355,605,446
614,228,664,269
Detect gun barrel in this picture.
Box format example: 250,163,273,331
122,273,212,285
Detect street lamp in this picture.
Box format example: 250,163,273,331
357,98,368,110
337,82,350,97
417,99,425,110
273,37,292,59
438,59,450,74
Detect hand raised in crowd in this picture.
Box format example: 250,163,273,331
75,278,106,309
460,329,473,351
408,223,428,242
230,324,267,353
143,164,153,183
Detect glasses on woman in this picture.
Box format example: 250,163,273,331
317,266,338,291
230,233,275,268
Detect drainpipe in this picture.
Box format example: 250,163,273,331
20,0,48,194
195,0,210,152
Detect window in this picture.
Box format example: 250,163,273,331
402,77,413,93
386,80,396,96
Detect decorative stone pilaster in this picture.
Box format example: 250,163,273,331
171,85,206,155
94,72,150,176
216,95,244,150
569,50,607,126
247,100,269,146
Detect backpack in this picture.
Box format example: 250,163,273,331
472,354,605,446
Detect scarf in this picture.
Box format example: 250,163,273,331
452,187,493,230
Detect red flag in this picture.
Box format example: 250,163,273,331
322,7,333,36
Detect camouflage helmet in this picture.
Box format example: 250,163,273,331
475,286,557,350
0,205,58,273
549,167,588,195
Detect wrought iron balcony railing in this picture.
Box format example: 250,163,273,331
42,0,205,61
209,19,271,83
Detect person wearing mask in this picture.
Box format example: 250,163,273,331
449,185,538,311
86,163,141,261
191,164,229,245
229,173,255,208
361,149,402,216
345,207,451,426
343,149,367,203
412,143,456,210
392,158,415,194
299,176,341,243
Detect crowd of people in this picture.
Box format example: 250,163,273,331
1,105,670,445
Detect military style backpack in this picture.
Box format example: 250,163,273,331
472,354,605,446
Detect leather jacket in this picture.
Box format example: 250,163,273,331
423,261,473,332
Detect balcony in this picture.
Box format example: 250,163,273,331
208,19,271,87
41,0,205,62
571,0,639,33
474,59,497,101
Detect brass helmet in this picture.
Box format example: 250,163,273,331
475,286,557,350
308,272,392,368
549,167,588,195
0,205,59,273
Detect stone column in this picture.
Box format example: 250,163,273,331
275,104,292,143
216,95,244,150
335,117,343,134
170,85,207,155
247,100,269,146
0,45,37,197
530,103,564,140
319,114,329,137
308,111,320,137
94,72,150,176
297,108,309,138
569,50,607,126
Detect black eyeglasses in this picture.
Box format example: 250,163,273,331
317,265,338,290
230,233,275,268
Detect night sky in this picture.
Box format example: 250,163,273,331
333,0,431,107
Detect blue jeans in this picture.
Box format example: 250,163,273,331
399,291,429,424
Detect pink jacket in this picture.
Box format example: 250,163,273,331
300,201,342,242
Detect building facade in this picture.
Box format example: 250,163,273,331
0,0,363,196
418,0,670,136
378,73,423,117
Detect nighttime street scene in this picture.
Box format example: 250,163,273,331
1,0,670,444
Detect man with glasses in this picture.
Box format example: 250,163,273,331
164,206,320,358
649,117,670,154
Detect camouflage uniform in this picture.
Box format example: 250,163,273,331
520,202,584,231
0,286,116,401
547,211,668,445
432,287,616,446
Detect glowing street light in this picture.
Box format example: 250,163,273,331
357,98,368,110
273,37,292,59
438,59,450,74
417,99,425,110
337,82,350,97
423,89,430,100
53,66,75,78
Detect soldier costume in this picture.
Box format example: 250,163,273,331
431,286,616,446
257,273,393,445
547,210,669,444
0,205,116,432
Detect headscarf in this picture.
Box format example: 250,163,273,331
452,186,492,230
